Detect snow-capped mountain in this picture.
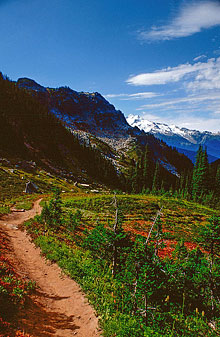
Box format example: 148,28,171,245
15,77,193,176
127,114,220,162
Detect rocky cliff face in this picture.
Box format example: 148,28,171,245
17,78,141,139
16,77,192,176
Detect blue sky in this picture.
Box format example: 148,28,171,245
1,0,220,132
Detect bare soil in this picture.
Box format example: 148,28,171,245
0,199,101,337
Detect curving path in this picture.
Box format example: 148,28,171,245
0,199,101,337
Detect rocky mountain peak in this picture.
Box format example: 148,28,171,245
16,78,141,140
127,114,220,162
17,78,48,93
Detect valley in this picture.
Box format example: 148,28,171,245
2,1,220,336
0,73,220,336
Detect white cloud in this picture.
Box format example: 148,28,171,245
138,112,220,133
105,92,159,100
140,1,220,41
214,49,220,55
127,62,203,85
127,57,220,88
187,57,220,90
133,92,220,132
193,55,206,61
138,93,220,109
105,94,129,98
124,56,220,132
164,116,220,133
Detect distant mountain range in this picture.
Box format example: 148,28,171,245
127,115,220,163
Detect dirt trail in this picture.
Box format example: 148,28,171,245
0,200,101,337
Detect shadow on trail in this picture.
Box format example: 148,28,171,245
18,290,80,337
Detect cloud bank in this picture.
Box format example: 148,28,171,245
127,57,220,90
140,1,220,41
124,56,220,132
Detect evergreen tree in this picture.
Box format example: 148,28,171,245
192,145,202,199
215,166,220,196
200,147,209,192
192,146,209,200
152,162,160,193
48,187,63,227
184,173,191,199
136,158,143,193
131,161,139,193
142,145,152,190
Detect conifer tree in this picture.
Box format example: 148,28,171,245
192,146,209,200
152,162,160,193
143,145,152,190
199,147,209,192
136,158,143,193
192,146,202,199
131,161,139,193
184,173,190,199
215,166,220,196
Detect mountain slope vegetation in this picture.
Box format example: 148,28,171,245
21,190,220,336
1,73,220,206
0,73,195,196
0,73,123,189
1,73,220,336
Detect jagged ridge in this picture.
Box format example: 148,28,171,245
17,78,141,139
14,77,195,180
127,114,220,162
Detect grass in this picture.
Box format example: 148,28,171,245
2,190,220,336
0,165,80,202
0,194,41,216
21,191,220,337
0,205,10,216
62,193,219,244
13,200,33,211
0,164,81,215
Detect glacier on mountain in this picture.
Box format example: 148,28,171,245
127,114,220,162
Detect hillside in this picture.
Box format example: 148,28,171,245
15,77,193,183
0,74,125,190
17,77,139,139
17,191,220,336
3,74,220,208
1,72,220,336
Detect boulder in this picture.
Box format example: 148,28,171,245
24,181,39,194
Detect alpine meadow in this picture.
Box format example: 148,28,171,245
1,1,220,336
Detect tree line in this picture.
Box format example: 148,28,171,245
0,72,124,189
127,144,220,208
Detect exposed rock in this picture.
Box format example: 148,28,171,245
24,181,39,194
17,78,48,93
17,78,143,140
16,77,193,178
